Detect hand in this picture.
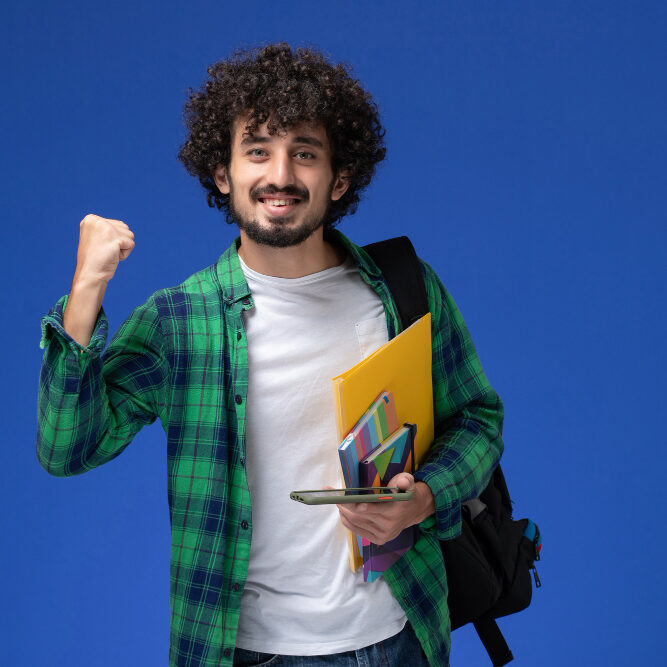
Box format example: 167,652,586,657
335,473,435,545
72,214,135,286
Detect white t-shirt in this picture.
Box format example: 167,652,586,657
235,253,408,655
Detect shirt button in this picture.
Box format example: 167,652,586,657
242,298,250,306
232,583,241,592
237,331,242,340
235,395,242,405
223,648,232,658
241,520,249,530
240,457,245,466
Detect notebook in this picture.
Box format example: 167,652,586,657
359,424,417,582
338,391,399,559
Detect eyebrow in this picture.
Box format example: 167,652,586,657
240,134,324,149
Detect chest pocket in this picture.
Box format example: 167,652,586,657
355,314,389,360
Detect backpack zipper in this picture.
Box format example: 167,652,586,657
531,564,542,588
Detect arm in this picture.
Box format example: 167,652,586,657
37,292,170,477
337,260,502,545
36,213,169,477
413,260,504,541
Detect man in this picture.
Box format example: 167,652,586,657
37,43,504,666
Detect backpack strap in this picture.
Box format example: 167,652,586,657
362,236,429,328
363,236,516,667
473,614,514,666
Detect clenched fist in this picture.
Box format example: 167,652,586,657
73,214,135,285
63,214,135,347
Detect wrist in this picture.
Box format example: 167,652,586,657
414,481,435,522
71,270,110,292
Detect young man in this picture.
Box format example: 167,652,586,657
37,43,504,666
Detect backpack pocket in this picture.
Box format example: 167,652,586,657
491,517,541,619
442,505,505,629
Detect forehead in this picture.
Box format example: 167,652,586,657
231,114,329,148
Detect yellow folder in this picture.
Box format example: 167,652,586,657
332,313,434,570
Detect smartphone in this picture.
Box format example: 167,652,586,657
290,487,413,505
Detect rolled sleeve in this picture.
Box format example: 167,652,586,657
39,294,109,359
36,293,169,477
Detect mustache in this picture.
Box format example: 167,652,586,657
253,186,308,200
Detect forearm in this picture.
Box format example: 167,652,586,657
37,353,113,476
415,396,504,540
63,276,108,348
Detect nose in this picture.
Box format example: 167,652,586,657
265,149,296,189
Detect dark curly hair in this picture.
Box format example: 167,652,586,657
177,42,386,228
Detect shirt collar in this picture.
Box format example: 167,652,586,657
325,228,383,280
214,237,251,304
214,228,383,304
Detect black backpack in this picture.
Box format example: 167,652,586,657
363,236,542,667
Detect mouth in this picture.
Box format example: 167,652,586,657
257,196,302,217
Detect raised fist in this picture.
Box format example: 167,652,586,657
73,214,135,284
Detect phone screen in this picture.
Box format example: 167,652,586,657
299,487,397,498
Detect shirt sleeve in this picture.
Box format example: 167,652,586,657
36,292,170,476
413,261,504,541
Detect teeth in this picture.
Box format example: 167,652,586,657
263,199,296,206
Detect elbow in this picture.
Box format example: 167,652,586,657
35,435,88,478
36,448,72,477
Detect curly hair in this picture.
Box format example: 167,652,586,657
177,42,386,228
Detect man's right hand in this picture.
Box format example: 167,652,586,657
73,214,135,285
63,214,135,348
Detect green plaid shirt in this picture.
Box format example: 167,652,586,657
37,230,504,666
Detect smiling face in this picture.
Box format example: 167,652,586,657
212,115,349,248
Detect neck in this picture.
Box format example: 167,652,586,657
237,228,345,278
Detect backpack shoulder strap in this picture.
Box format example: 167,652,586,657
362,236,429,328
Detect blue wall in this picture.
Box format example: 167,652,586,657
2,1,665,664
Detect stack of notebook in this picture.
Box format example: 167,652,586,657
338,391,418,582
331,313,434,573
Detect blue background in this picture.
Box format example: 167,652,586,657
2,1,665,665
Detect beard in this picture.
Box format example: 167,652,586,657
226,176,334,248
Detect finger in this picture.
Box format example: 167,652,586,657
336,501,362,513
338,504,371,521
339,512,379,543
340,499,395,519
105,218,130,228
119,238,135,260
386,472,414,491
338,506,384,533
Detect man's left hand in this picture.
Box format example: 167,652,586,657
336,473,435,545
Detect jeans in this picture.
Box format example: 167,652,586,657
232,621,430,666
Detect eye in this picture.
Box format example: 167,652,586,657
295,151,315,159
248,148,267,157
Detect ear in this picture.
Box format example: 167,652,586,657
331,169,351,202
212,164,230,195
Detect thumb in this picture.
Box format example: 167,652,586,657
386,472,414,492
